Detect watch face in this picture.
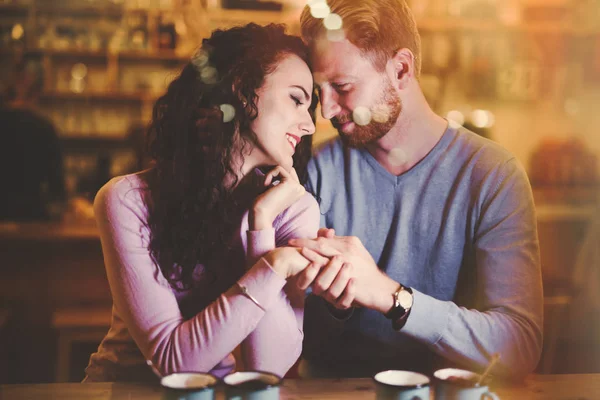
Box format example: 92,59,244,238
398,290,413,309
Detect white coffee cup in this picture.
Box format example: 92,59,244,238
373,370,431,400
160,372,218,400
223,370,281,400
433,368,499,400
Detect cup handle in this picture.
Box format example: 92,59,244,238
481,391,499,400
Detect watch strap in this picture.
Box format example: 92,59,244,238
385,286,413,329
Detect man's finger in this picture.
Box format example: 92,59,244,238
296,262,323,290
300,247,329,265
323,263,352,303
289,238,341,257
311,256,344,295
335,278,355,310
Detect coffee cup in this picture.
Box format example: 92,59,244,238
160,372,218,400
434,368,499,400
373,370,431,400
223,370,281,400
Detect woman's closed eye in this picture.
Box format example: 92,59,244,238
290,94,304,106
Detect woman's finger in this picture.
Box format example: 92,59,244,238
264,165,292,186
263,166,281,186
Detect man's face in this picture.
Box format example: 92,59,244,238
310,37,401,148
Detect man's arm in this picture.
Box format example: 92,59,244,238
291,158,543,379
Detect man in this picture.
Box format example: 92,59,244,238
289,0,543,380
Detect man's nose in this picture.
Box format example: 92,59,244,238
319,87,341,120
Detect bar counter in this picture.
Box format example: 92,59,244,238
1,374,599,400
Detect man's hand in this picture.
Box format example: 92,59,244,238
289,235,400,313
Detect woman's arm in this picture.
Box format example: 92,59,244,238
96,177,290,377
241,192,320,375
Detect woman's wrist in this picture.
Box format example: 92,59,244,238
263,251,290,279
249,208,273,231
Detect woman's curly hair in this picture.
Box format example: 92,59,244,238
145,23,317,290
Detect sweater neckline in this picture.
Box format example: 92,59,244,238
358,123,458,184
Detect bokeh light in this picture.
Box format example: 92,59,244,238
192,49,209,69
471,109,495,128
448,119,462,129
11,24,24,41
220,104,236,123
310,2,330,19
71,63,88,80
353,106,372,126
200,66,218,85
324,13,343,30
447,110,465,126
372,103,392,123
388,147,408,166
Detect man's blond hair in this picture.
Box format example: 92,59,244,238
300,0,421,77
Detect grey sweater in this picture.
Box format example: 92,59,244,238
302,126,543,379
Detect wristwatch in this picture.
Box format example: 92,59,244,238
385,285,413,330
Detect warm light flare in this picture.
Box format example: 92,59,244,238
353,106,372,126
220,104,235,123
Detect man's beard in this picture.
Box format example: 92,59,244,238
332,78,402,148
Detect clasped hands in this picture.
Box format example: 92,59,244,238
264,228,399,313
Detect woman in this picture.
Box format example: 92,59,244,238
84,23,320,382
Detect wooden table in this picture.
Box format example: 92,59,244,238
1,375,599,399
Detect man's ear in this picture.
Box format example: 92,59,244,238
390,48,415,88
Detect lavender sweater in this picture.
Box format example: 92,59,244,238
84,171,320,382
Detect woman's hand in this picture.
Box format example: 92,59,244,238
250,166,306,231
263,247,311,279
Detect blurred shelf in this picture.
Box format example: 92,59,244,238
34,5,123,18
60,136,129,151
117,49,190,62
208,7,299,26
0,3,29,14
416,17,600,36
5,47,189,61
122,7,172,14
40,90,156,102
38,48,109,59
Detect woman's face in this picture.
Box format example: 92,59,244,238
246,53,315,172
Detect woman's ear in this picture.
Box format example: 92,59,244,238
231,82,247,107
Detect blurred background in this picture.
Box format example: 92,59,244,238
0,0,599,384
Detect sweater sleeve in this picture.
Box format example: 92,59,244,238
401,158,544,379
94,178,287,377
241,192,320,375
